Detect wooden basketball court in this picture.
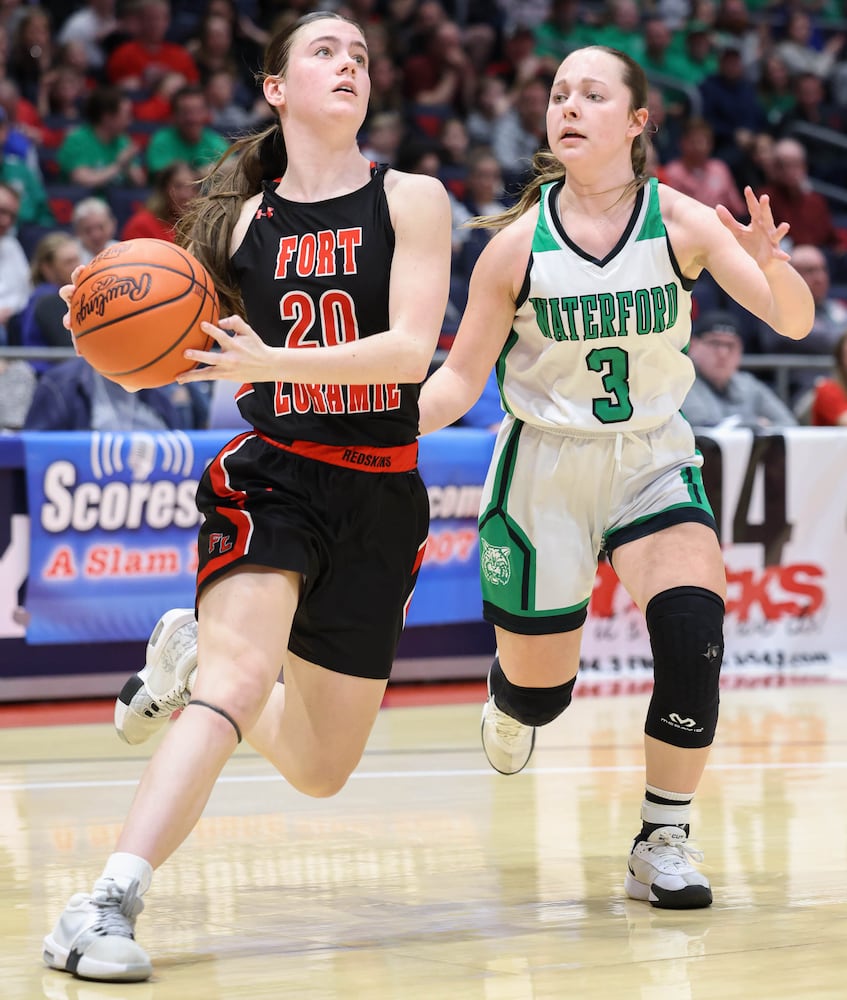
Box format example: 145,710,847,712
2,679,846,999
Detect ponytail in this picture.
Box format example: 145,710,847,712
177,126,287,317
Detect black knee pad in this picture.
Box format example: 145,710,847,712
644,586,724,749
490,658,576,727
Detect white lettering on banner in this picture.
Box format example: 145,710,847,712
427,485,484,519
40,461,201,533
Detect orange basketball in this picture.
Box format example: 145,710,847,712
70,238,219,392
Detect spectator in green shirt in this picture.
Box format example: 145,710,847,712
57,85,147,188
532,0,595,66
592,0,646,63
671,21,719,87
146,85,229,178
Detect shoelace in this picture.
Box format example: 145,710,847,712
147,686,192,715
490,703,530,745
90,880,141,937
646,830,705,870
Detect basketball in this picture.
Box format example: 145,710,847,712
69,238,219,392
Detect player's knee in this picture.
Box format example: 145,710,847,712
490,658,576,726
644,586,724,749
287,760,355,799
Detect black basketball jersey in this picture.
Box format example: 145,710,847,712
231,164,420,447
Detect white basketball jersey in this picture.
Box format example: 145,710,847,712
498,177,695,433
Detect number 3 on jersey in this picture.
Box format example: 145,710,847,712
586,346,633,423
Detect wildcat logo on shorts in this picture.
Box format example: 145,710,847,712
481,538,511,586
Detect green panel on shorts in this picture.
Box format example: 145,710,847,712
604,462,715,548
680,460,714,513
478,509,537,614
478,421,538,614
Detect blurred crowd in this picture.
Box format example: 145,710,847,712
2,0,847,434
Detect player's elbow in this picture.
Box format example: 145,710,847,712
397,336,439,385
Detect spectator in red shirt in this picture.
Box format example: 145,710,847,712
106,0,199,93
761,138,846,255
120,159,196,241
811,332,847,427
663,117,747,219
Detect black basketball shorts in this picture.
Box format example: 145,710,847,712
195,432,430,680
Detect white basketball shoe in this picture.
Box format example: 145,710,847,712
43,878,152,982
624,826,713,909
480,671,536,775
114,609,198,745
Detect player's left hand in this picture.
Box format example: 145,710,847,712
178,315,277,383
715,186,791,270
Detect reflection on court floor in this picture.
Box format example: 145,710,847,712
2,682,846,999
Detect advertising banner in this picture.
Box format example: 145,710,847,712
579,428,847,683
15,427,847,680
21,430,222,643
19,428,496,643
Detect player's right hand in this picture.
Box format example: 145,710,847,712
60,264,87,351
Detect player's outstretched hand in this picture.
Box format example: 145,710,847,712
59,264,88,352
715,187,791,270
178,315,277,384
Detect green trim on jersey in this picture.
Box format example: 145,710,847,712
503,173,694,432
635,177,666,242
532,183,563,252
496,329,519,417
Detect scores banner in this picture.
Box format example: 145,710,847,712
16,427,847,677
18,428,495,644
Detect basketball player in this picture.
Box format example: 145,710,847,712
417,46,812,908
43,12,451,982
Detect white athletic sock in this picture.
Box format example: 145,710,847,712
641,784,694,828
100,852,153,895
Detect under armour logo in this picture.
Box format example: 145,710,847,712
668,713,696,728
255,206,274,219
702,643,721,661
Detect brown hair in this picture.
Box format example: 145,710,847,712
176,11,363,317
148,160,194,221
469,47,651,232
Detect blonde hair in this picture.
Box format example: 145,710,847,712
30,231,77,284
177,11,363,317
469,47,651,232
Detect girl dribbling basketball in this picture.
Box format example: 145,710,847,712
43,12,452,983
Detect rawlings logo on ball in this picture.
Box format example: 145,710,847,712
94,243,133,260
70,237,218,390
75,273,153,323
